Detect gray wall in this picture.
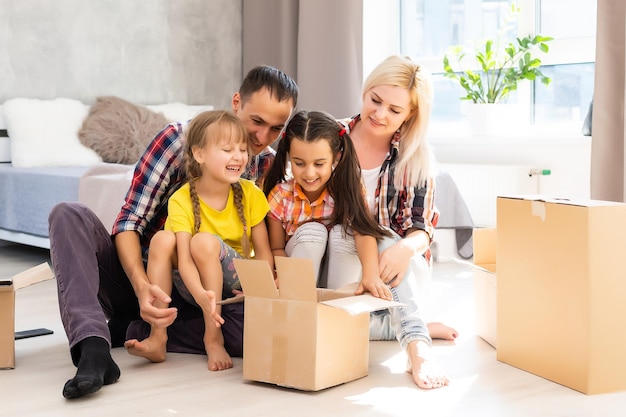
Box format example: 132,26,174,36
0,0,242,109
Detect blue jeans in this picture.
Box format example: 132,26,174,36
327,225,432,348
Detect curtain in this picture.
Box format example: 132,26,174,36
591,0,626,201
242,0,363,119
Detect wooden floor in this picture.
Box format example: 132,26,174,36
0,241,624,417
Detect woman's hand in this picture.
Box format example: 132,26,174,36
378,240,415,287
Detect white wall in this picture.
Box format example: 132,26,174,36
0,0,242,109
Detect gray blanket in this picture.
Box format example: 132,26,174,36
435,171,474,259
0,165,90,237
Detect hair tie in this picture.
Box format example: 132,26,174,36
338,128,346,137
281,131,286,139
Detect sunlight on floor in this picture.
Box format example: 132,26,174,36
344,374,480,416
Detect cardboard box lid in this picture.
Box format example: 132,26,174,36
275,256,318,302
234,257,402,314
0,263,54,292
498,194,626,208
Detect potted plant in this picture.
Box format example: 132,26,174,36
442,4,553,134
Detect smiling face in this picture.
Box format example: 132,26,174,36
192,121,249,185
232,87,294,156
288,137,335,202
360,84,413,140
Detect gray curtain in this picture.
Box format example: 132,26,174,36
591,0,626,201
242,0,363,119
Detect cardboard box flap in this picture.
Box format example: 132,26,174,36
320,294,403,315
333,281,360,295
473,228,496,265
498,194,626,208
10,263,54,290
274,256,317,302
319,281,404,314
233,259,278,299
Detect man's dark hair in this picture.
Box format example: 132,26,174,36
239,66,298,107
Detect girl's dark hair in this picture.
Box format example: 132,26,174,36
263,110,390,240
184,110,251,257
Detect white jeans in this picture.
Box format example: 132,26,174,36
326,225,432,348
286,223,432,347
285,221,328,286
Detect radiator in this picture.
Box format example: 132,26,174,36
438,163,543,227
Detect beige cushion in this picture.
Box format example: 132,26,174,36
78,96,169,165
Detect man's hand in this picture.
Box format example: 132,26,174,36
137,284,178,328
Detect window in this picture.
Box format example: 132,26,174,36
366,0,597,130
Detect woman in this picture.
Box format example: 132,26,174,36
326,55,454,389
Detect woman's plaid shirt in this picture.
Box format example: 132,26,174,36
340,115,439,261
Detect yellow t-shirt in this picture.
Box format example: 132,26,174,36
165,179,269,256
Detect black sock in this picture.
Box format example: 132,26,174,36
62,337,121,399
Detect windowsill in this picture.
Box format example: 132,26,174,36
428,121,591,145
429,121,593,182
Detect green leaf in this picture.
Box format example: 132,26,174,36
440,4,553,104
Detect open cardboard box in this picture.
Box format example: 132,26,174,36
497,195,626,394
472,227,497,348
0,263,55,369
233,256,402,391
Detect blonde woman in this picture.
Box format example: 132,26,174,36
327,55,454,389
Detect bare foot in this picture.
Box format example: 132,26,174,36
406,340,449,389
205,343,233,371
428,322,458,341
124,335,167,363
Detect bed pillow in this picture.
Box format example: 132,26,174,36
78,96,170,165
3,98,103,167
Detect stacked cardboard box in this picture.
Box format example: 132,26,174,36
472,228,497,348
496,195,626,394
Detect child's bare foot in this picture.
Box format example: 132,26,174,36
124,334,167,363
427,322,458,341
406,340,449,389
205,343,233,371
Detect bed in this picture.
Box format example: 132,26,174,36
0,97,213,249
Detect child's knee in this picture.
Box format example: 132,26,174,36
291,221,328,244
190,232,221,256
152,230,176,251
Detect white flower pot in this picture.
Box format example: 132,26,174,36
465,103,526,137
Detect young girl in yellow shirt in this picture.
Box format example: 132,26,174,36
124,110,273,372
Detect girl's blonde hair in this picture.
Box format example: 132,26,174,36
362,55,435,189
184,110,252,258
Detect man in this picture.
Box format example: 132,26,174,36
48,66,298,399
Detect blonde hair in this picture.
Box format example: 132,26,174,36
184,110,252,258
362,55,435,189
